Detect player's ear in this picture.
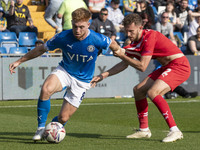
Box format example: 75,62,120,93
88,22,90,27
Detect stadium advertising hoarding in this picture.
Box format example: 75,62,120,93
0,56,199,100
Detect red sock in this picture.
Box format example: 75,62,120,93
152,95,176,128
135,98,148,129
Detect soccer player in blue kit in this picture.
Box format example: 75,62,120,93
9,8,121,141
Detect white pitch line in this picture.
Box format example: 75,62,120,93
0,99,200,109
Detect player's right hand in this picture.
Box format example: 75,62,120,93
113,48,125,57
9,61,20,75
90,75,103,88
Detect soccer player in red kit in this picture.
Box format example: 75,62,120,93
91,13,191,143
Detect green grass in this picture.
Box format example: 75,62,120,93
0,97,200,150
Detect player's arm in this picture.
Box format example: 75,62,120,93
109,39,125,53
114,50,152,72
91,61,128,87
9,45,47,74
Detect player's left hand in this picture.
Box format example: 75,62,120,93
90,75,103,88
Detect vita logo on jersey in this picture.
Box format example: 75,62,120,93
67,45,95,62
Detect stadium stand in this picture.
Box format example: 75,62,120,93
18,32,37,49
0,32,19,53
116,32,126,47
0,47,7,57
0,47,7,53
24,0,55,42
0,32,18,42
9,47,28,54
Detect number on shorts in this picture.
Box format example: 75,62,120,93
80,92,86,101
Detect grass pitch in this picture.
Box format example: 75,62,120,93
0,97,200,150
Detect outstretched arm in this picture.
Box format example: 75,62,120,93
9,45,47,74
91,61,128,87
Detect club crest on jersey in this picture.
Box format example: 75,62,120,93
87,45,95,52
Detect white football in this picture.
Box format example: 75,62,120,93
44,122,66,143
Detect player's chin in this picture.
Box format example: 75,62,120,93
74,35,82,40
129,37,135,41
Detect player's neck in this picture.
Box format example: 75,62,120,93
79,29,90,41
135,30,143,42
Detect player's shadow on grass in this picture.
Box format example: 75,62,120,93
0,132,53,144
67,133,158,141
0,132,33,142
67,133,102,138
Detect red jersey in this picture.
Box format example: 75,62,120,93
124,29,182,60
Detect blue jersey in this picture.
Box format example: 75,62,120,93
45,29,111,83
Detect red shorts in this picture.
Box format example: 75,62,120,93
148,56,191,91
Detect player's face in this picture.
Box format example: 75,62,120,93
125,22,143,42
72,20,90,40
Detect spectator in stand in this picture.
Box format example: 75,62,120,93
174,0,191,34
187,26,200,55
7,0,38,37
88,0,105,19
0,0,12,14
153,0,167,11
155,12,177,45
159,1,177,26
89,8,117,55
57,0,88,31
187,10,200,39
134,0,155,27
0,6,9,32
44,0,63,33
123,0,137,16
89,8,116,41
140,11,153,29
107,0,124,32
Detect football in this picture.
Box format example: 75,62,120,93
44,122,66,143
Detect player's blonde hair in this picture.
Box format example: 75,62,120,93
123,13,143,27
72,8,92,22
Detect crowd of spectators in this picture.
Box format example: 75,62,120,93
0,0,200,56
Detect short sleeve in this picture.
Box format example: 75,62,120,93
45,34,60,51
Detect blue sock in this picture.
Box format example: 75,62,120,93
52,116,68,126
37,98,51,128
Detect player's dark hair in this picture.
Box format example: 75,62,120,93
123,13,143,27
72,8,92,22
